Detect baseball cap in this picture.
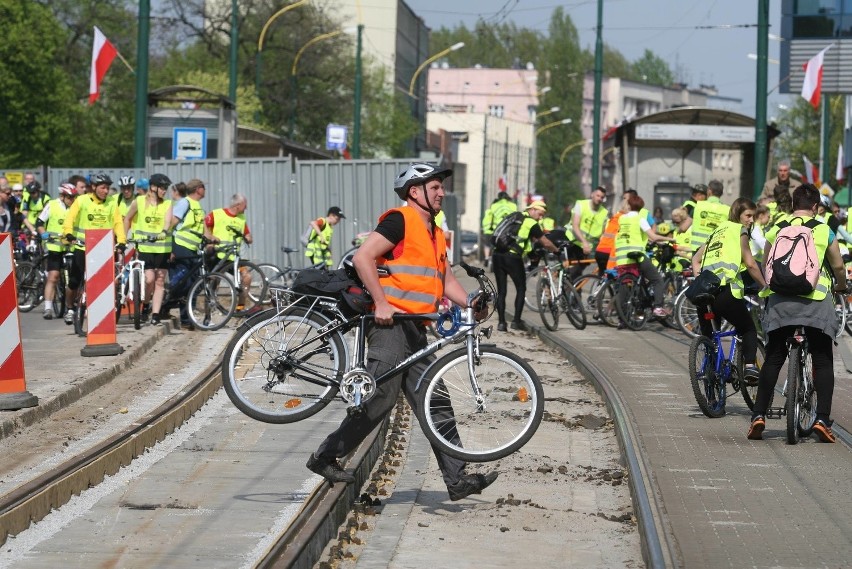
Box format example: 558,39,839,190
328,206,346,218
526,200,547,212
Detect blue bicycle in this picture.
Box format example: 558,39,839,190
688,293,766,417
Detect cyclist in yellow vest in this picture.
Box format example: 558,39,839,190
305,206,345,267
691,198,766,378
124,173,173,325
670,207,694,269
205,193,254,310
61,173,127,325
567,186,609,280
114,176,137,220
682,183,707,218
492,200,557,331
481,192,517,265
165,178,206,328
689,179,730,251
21,180,50,232
613,193,675,318
35,183,78,320
747,184,848,443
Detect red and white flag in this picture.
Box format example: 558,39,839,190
803,155,820,185
837,144,846,183
801,46,832,110
89,26,118,105
498,173,507,192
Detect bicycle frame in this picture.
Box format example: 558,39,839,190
708,329,739,384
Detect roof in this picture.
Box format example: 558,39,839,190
148,85,235,109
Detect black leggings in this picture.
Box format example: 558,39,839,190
492,250,526,324
752,326,834,421
696,285,758,364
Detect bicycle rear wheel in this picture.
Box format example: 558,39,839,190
417,345,544,462
132,275,142,329
222,307,346,423
615,274,648,331
561,277,587,330
537,272,559,331
660,275,677,328
233,261,269,313
573,273,602,322
187,273,237,331
688,336,726,418
525,265,545,312
786,345,804,444
15,261,42,312
596,280,619,327
674,289,700,338
739,342,766,412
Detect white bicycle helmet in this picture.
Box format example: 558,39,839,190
118,175,135,187
58,182,78,197
393,163,452,199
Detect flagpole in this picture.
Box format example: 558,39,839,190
114,49,135,75
820,94,829,187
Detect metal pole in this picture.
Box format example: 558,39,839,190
289,74,297,138
479,116,489,261
353,24,363,158
591,0,603,189
753,0,769,200
133,0,150,168
821,94,830,185
229,0,238,103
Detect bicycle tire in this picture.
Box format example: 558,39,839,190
537,271,559,331
524,265,545,312
187,273,237,331
232,260,269,313
222,307,346,424
786,344,803,444
256,262,286,287
798,346,817,437
596,280,619,327
845,293,852,337
573,273,602,321
833,292,847,340
74,296,87,338
615,274,647,331
688,335,726,418
739,342,766,412
15,261,42,312
132,275,142,330
660,275,677,328
674,289,700,338
416,345,544,462
336,247,359,270
562,277,587,330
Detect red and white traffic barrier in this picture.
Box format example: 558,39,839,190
81,229,124,357
0,233,38,410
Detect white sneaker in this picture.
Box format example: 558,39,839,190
64,310,74,325
43,309,54,320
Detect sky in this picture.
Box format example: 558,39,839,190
403,0,793,120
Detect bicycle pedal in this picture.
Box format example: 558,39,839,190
765,407,785,419
346,404,365,418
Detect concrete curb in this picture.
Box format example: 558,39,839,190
0,317,179,441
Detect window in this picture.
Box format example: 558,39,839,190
488,105,504,118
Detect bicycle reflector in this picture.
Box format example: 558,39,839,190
437,305,462,337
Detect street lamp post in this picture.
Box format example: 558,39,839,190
530,118,572,207
407,42,465,98
256,0,309,119
537,106,560,119
289,29,344,138
353,24,363,158
560,139,587,163
535,118,572,137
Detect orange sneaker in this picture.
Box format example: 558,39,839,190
813,419,836,443
747,416,765,440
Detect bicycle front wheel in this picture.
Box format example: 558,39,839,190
15,261,42,312
222,308,346,423
574,273,602,322
417,345,544,462
833,292,847,340
561,277,587,330
537,272,559,331
524,265,545,312
187,273,237,331
688,335,725,418
596,280,619,327
615,275,647,331
132,275,142,330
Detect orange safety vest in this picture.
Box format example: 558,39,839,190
377,206,447,314
595,212,621,255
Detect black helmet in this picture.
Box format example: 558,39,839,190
91,173,113,186
149,173,172,188
393,163,452,199
497,191,510,200
26,181,41,192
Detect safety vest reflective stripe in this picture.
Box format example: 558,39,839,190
173,199,205,251
385,264,444,280
380,286,438,305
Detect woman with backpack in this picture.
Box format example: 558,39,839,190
747,184,848,443
691,198,766,379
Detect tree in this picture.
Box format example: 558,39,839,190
773,96,845,188
0,1,80,166
631,49,674,86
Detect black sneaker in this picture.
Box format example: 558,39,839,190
447,471,499,501
510,320,525,331
150,315,162,326
306,453,355,484
497,322,508,332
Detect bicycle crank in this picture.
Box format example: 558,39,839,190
340,368,377,406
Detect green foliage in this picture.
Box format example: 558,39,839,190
431,21,543,69
773,95,845,188
632,49,675,86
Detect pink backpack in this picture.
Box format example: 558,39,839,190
764,218,822,296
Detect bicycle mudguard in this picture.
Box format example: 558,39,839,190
413,342,500,393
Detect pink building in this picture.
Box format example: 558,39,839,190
426,67,539,123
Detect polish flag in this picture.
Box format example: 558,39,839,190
498,173,507,192
803,155,820,185
837,144,846,183
801,46,831,110
89,27,118,105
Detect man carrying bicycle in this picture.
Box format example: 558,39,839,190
36,183,78,320
61,173,126,325
748,184,848,443
306,162,498,502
